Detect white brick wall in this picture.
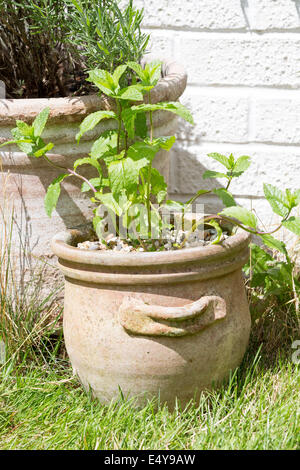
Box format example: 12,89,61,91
138,0,300,230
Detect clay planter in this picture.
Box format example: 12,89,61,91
51,229,251,407
0,58,186,270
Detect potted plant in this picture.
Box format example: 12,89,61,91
0,0,187,272
5,59,300,408
3,60,300,406
2,7,300,407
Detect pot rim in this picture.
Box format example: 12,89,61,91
0,57,187,126
51,229,251,268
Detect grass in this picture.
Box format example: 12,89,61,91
0,346,299,450
0,182,299,450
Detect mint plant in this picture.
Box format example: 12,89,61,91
1,61,194,248
1,62,300,256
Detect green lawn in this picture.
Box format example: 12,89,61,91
0,338,299,450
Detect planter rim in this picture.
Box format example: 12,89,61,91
51,228,251,268
0,57,187,126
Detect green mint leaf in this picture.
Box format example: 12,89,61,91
90,130,119,160
292,189,300,207
121,108,136,139
32,107,50,137
135,113,147,139
112,64,127,87
147,60,162,86
117,84,147,101
108,157,140,196
15,120,34,137
207,153,231,169
127,62,146,82
220,206,257,228
73,157,102,176
203,170,229,180
33,142,54,157
263,183,290,217
151,136,176,151
213,188,236,207
81,177,103,193
282,217,300,235
44,174,68,217
131,102,194,125
76,111,117,142
87,69,116,96
259,234,287,255
95,192,122,217
233,155,251,174
127,141,158,164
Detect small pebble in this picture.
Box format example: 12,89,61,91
77,226,228,253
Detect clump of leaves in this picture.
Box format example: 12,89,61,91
1,61,194,247
1,62,300,262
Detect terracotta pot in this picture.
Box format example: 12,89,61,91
51,229,251,407
0,57,187,270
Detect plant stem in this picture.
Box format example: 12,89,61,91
146,91,153,240
179,212,291,250
116,99,122,154
42,155,97,193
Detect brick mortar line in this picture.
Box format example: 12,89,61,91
145,26,300,34
176,139,300,149
145,28,300,38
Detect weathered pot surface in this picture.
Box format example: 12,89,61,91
51,229,251,407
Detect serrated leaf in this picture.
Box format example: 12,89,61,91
142,167,167,202
207,153,231,169
163,200,185,211
44,174,68,217
87,69,116,96
127,61,146,82
259,234,287,255
73,157,102,176
32,107,50,137
108,157,140,196
203,170,228,180
81,177,103,193
112,64,127,86
282,217,300,236
151,136,176,151
127,141,157,164
130,101,194,125
263,183,289,217
117,84,145,101
33,142,54,157
233,155,251,174
293,189,300,207
220,206,257,228
76,111,117,142
122,107,136,139
15,120,34,137
90,130,118,159
135,113,147,139
147,60,161,86
95,192,122,216
213,188,236,207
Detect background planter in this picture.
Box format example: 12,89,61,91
51,228,251,407
0,58,187,285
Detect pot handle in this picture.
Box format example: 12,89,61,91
119,295,226,337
